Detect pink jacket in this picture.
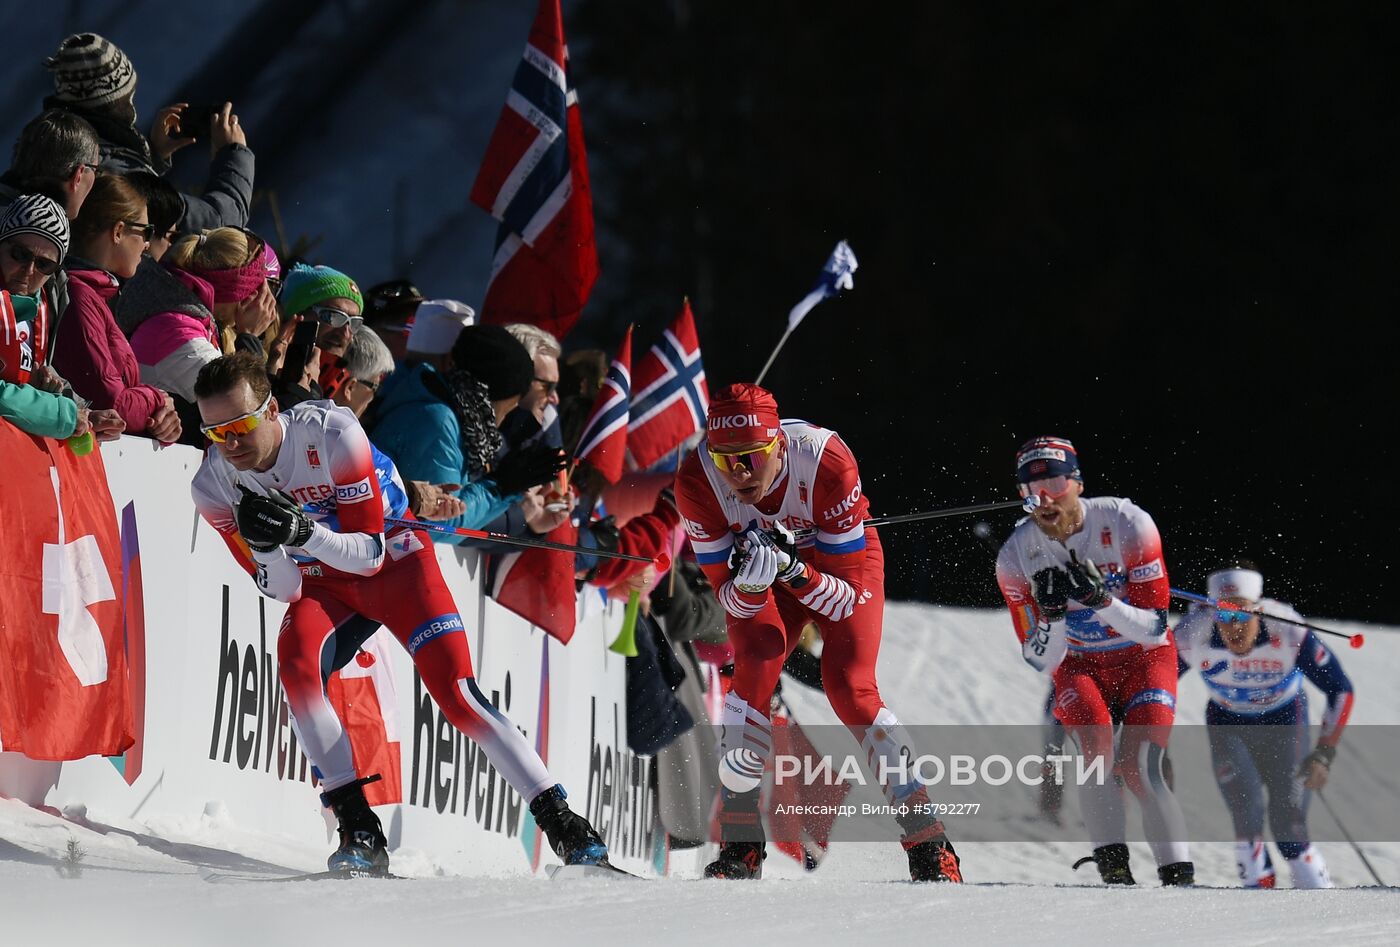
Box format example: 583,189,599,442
53,267,168,437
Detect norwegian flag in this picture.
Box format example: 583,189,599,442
469,0,599,341
487,522,578,645
574,325,632,482
627,300,708,470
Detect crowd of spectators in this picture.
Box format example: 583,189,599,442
0,32,728,815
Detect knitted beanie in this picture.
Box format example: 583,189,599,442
278,263,363,317
450,324,534,401
45,33,137,108
0,194,71,262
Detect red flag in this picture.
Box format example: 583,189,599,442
573,326,632,482
488,522,578,644
0,422,133,760
325,631,402,806
627,300,708,470
470,0,598,341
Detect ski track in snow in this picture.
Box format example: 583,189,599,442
4,604,1400,947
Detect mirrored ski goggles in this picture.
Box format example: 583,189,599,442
708,435,781,474
1017,475,1075,500
1215,608,1256,624
310,306,364,330
200,394,272,443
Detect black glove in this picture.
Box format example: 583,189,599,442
1300,743,1336,776
492,445,567,495
1065,550,1112,609
236,485,314,552
1032,566,1070,622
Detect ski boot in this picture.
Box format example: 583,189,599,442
322,775,390,876
530,785,609,866
896,789,963,883
1072,843,1136,885
1158,861,1196,887
705,787,766,880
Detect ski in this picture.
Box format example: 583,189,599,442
199,867,402,884
546,862,646,881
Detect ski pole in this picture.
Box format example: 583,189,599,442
1169,588,1365,649
865,498,1033,528
1317,789,1386,886
384,515,668,567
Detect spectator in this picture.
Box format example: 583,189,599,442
42,33,254,232
503,322,562,451
278,262,363,361
1,110,102,355
163,228,279,359
124,170,184,261
324,324,394,418
361,278,423,365
0,193,121,441
0,109,100,218
373,323,565,538
52,174,180,443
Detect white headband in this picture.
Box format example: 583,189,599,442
1207,568,1263,602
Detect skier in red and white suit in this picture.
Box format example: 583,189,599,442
190,353,607,876
675,383,961,882
995,436,1193,886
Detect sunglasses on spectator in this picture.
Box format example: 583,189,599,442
1017,475,1075,500
311,306,364,330
1215,608,1255,625
200,394,272,443
122,220,156,242
5,242,61,276
534,377,559,394
708,435,781,474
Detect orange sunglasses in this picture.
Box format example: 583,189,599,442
201,394,271,443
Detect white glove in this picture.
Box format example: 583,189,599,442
733,533,780,594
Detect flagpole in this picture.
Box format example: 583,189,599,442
754,325,795,387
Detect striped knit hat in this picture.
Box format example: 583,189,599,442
0,194,71,263
45,33,137,108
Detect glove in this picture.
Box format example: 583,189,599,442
1032,566,1070,623
766,522,810,588
1065,550,1112,609
493,445,567,495
733,530,780,595
236,485,314,552
1300,743,1336,776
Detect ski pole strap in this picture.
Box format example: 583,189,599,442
383,515,658,564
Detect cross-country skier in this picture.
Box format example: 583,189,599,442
189,353,608,875
1175,564,1353,888
994,436,1194,885
675,383,961,882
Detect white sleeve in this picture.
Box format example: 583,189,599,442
298,524,384,576
250,546,303,602
1022,619,1068,674
1095,597,1170,648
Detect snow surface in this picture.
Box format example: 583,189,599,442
4,603,1400,947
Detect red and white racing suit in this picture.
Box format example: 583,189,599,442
995,496,1189,866
192,401,554,800
676,420,924,806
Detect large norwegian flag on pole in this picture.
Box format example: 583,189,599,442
627,300,708,470
0,422,133,760
573,325,632,483
469,0,599,342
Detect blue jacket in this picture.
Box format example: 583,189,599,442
370,362,518,542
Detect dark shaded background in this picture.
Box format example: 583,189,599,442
2,2,1391,621
571,2,1395,621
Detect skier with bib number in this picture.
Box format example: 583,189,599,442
675,382,961,882
995,436,1194,886
190,353,607,876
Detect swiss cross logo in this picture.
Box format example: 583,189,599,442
306,446,321,468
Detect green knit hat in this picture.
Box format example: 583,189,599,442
278,263,363,317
